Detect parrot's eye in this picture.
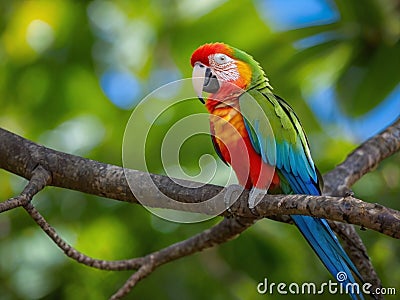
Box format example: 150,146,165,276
214,53,230,65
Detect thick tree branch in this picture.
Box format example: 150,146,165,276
0,117,399,299
247,193,400,238
0,122,399,236
2,119,399,207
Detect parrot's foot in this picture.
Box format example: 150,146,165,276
248,187,267,209
223,184,243,213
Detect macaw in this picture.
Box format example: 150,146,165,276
191,42,364,299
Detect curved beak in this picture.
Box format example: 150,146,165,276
192,62,220,104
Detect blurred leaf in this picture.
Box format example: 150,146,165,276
337,41,400,116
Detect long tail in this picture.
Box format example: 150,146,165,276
291,215,364,300
280,169,365,300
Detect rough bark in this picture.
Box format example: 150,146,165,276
0,117,399,299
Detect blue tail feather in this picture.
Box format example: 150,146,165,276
292,215,364,300
282,170,364,300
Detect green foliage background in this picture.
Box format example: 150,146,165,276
0,1,399,299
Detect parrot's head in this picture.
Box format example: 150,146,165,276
191,42,267,103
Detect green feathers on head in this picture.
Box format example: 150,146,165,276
230,45,273,91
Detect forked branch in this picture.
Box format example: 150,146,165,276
0,117,399,299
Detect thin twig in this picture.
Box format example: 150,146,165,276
0,165,51,212
110,265,153,300
0,196,30,212
110,217,256,299
22,197,256,282
23,201,144,270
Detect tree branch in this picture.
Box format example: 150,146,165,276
22,201,144,271
248,193,400,238
328,221,382,296
0,117,399,299
0,165,50,212
1,122,399,237
321,117,400,296
110,217,255,299
20,194,256,299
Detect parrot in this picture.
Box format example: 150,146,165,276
191,42,364,299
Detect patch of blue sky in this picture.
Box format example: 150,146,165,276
293,31,342,49
100,69,142,109
147,67,182,99
255,0,339,31
308,84,400,142
351,85,400,140
254,0,398,142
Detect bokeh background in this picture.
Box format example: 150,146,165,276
0,0,399,299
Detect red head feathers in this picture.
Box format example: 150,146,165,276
190,43,234,67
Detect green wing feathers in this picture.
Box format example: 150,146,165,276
239,89,320,194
